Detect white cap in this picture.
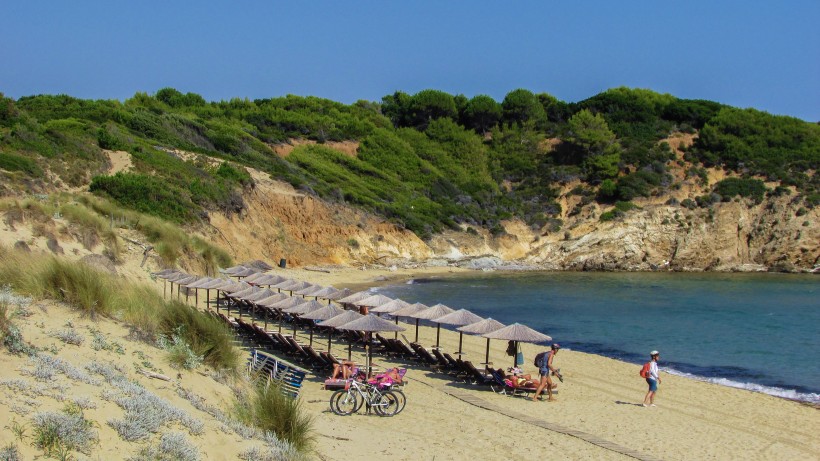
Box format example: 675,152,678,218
650,350,659,356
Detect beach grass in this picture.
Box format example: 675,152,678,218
234,382,315,453
0,246,239,372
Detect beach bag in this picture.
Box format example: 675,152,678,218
640,362,651,378
506,340,516,356
534,351,548,368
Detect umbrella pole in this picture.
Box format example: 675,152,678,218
435,324,440,349
263,307,268,329
206,289,210,311
512,340,518,369
414,319,419,343
485,338,490,365
347,342,352,361
163,280,167,298
215,290,220,313
309,326,314,347
458,332,463,355
195,289,198,308
328,331,332,353
368,334,373,378
394,317,399,340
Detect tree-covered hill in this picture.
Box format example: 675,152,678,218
1,87,817,239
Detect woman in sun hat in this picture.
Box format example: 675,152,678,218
642,350,662,407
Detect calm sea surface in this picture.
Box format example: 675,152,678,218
373,271,820,403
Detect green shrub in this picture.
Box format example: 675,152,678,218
90,172,196,223
0,152,42,176
713,178,767,203
599,210,621,221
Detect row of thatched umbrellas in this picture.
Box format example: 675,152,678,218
152,264,553,371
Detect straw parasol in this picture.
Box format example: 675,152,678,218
309,286,342,304
241,288,278,303
254,292,290,329
325,287,351,301
457,318,506,365
174,275,199,302
433,309,485,355
391,302,429,343
317,310,364,358
277,280,312,294
354,294,394,311
242,272,269,284
336,291,373,305
295,284,325,297
252,274,289,286
482,322,552,368
336,314,405,377
298,304,343,347
370,299,411,338
184,276,218,309
230,266,259,278
152,269,179,297
220,265,250,275
409,303,455,349
269,296,304,333
282,300,324,337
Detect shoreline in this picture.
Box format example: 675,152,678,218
281,264,820,405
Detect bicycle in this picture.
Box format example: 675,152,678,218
329,379,405,417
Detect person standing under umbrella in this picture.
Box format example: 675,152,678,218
532,343,560,402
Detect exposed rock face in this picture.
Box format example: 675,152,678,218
211,170,818,273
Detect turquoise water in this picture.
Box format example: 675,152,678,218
374,272,820,403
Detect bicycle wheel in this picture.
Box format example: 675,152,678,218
374,390,401,417
389,388,406,414
330,390,358,416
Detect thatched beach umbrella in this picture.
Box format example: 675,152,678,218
298,304,343,346
175,275,199,303
370,299,411,338
241,288,277,303
391,302,429,343
185,276,219,309
277,280,311,295
164,272,189,300
433,309,485,355
409,303,455,349
336,291,373,306
220,265,250,276
482,323,552,368
325,287,351,301
336,314,405,377
282,300,324,338
309,286,342,304
230,266,259,279
254,292,290,329
318,310,364,358
458,318,506,366
355,294,394,309
152,269,179,298
251,274,288,286
295,284,325,297
269,296,304,333
241,272,266,284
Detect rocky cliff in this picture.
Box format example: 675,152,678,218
205,165,818,273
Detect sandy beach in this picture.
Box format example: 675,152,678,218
1,260,818,461
233,265,820,460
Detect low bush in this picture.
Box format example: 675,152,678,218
713,178,767,203
0,152,43,176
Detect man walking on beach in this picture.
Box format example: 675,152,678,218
533,343,560,402
642,350,661,407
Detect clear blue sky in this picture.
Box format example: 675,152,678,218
2,1,818,121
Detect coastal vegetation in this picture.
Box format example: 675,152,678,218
0,88,817,241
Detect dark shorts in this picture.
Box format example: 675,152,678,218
646,378,658,392
539,368,550,378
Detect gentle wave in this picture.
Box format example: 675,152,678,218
663,367,820,404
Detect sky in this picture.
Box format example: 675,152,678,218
1,1,818,121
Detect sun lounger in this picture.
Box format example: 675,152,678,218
247,349,308,399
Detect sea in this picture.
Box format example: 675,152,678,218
372,271,820,404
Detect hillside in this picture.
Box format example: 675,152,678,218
0,88,817,272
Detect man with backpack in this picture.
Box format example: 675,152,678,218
532,343,560,402
642,350,662,407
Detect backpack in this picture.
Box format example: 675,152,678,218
639,362,651,378
506,340,516,357
534,351,548,368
